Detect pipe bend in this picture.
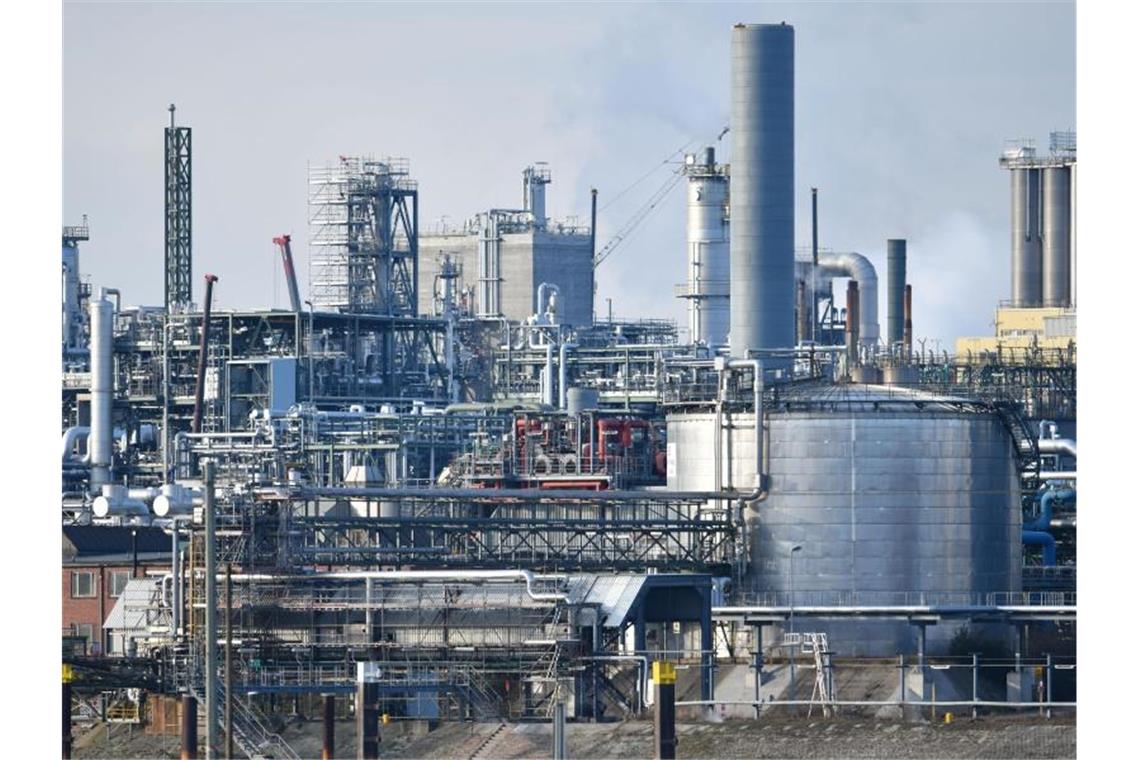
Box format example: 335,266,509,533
818,251,880,345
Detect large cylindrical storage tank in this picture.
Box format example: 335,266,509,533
1010,168,1042,307
685,151,730,346
667,384,1021,655
1042,166,1072,307
729,23,795,363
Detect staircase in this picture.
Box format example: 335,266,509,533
468,721,508,760
190,680,300,760
993,401,1041,493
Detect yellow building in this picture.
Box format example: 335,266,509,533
955,307,1076,364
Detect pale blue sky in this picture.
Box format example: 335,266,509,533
63,1,1074,348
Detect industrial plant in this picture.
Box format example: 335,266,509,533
61,20,1076,760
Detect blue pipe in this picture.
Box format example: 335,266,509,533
1021,530,1057,566
1026,488,1074,532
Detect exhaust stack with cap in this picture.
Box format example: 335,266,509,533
729,22,795,361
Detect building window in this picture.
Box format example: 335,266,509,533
71,570,95,598
73,623,94,653
109,571,131,598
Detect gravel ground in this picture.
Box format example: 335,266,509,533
74,712,1075,759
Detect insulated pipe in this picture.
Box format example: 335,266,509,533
558,342,577,409
92,485,151,518
1038,439,1077,459
61,426,91,463
89,297,114,492
191,274,219,434
818,251,879,347
543,343,555,407
223,569,569,602
1027,488,1074,532
1022,530,1057,566
536,282,560,322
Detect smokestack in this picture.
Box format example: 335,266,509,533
1010,167,1043,307
903,284,913,356
845,280,860,368
89,296,114,493
729,22,795,362
886,239,907,346
795,279,809,344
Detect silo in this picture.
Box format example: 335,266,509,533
668,384,1021,655
1010,168,1043,307
684,148,730,346
1042,166,1072,307
729,23,795,360
886,239,906,346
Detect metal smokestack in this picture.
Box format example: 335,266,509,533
903,284,913,355
729,22,795,361
89,296,114,493
886,239,907,346
845,280,860,368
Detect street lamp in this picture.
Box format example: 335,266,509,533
789,545,803,634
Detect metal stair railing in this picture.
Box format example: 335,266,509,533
190,679,300,760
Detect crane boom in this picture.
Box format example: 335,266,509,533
273,234,303,314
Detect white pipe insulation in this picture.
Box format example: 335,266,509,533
817,251,880,347
223,569,570,602
61,426,91,463
1038,438,1077,459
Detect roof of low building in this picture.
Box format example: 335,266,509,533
62,525,173,565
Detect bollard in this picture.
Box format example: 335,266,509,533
653,662,677,760
552,701,566,760
356,680,380,760
322,694,336,760
1046,654,1053,720
62,665,73,760
898,654,906,707
182,694,199,760
971,654,979,720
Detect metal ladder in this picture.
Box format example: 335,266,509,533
801,633,836,718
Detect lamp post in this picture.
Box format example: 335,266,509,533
789,545,803,633
788,544,802,714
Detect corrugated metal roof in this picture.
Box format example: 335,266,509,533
566,574,648,628
63,526,172,561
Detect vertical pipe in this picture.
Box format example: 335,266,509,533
845,281,859,369
795,280,808,345
181,695,198,760
323,695,336,760
886,239,906,347
729,23,795,362
810,188,818,343
192,275,219,434
224,564,233,760
903,284,913,357
203,461,218,758
752,623,764,720
89,296,114,493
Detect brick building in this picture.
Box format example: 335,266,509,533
62,525,172,656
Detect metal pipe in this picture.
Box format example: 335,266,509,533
886,239,906,347
1021,530,1057,566
272,235,303,314
1027,488,1074,532
224,564,233,760
903,284,913,356
845,281,859,368
558,342,577,409
89,296,114,492
729,23,795,362
1038,438,1077,459
223,569,569,602
819,251,878,347
191,274,219,434
92,485,151,518
297,485,730,503
544,343,555,406
203,460,219,757
61,426,91,463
